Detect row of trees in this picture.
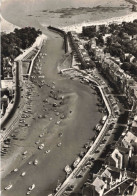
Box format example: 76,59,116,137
82,20,137,38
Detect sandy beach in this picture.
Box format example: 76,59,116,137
1,0,133,31
61,12,137,33
0,14,19,33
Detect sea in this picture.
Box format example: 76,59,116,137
1,0,133,30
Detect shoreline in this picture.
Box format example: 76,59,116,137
1,10,137,35
60,12,137,33
0,14,20,33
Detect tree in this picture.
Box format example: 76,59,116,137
96,34,104,46
132,5,137,12
133,19,137,23
1,26,42,78
106,37,113,46
121,62,132,71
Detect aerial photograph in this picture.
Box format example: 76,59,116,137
1,0,137,196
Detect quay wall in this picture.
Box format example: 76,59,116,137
48,26,68,53
28,35,45,78
28,50,40,78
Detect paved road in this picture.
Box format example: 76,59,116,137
1,28,102,196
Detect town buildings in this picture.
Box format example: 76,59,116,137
66,21,137,195
1,58,15,117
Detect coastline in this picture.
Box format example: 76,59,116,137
0,14,20,33
60,12,137,33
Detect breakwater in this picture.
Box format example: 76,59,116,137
48,26,68,53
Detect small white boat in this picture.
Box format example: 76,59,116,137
22,151,28,155
64,165,72,175
21,172,26,176
13,168,18,172
38,143,44,150
29,184,35,191
4,184,12,190
34,159,38,165
57,142,62,147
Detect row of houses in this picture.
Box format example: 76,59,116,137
89,40,137,108
67,31,95,69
